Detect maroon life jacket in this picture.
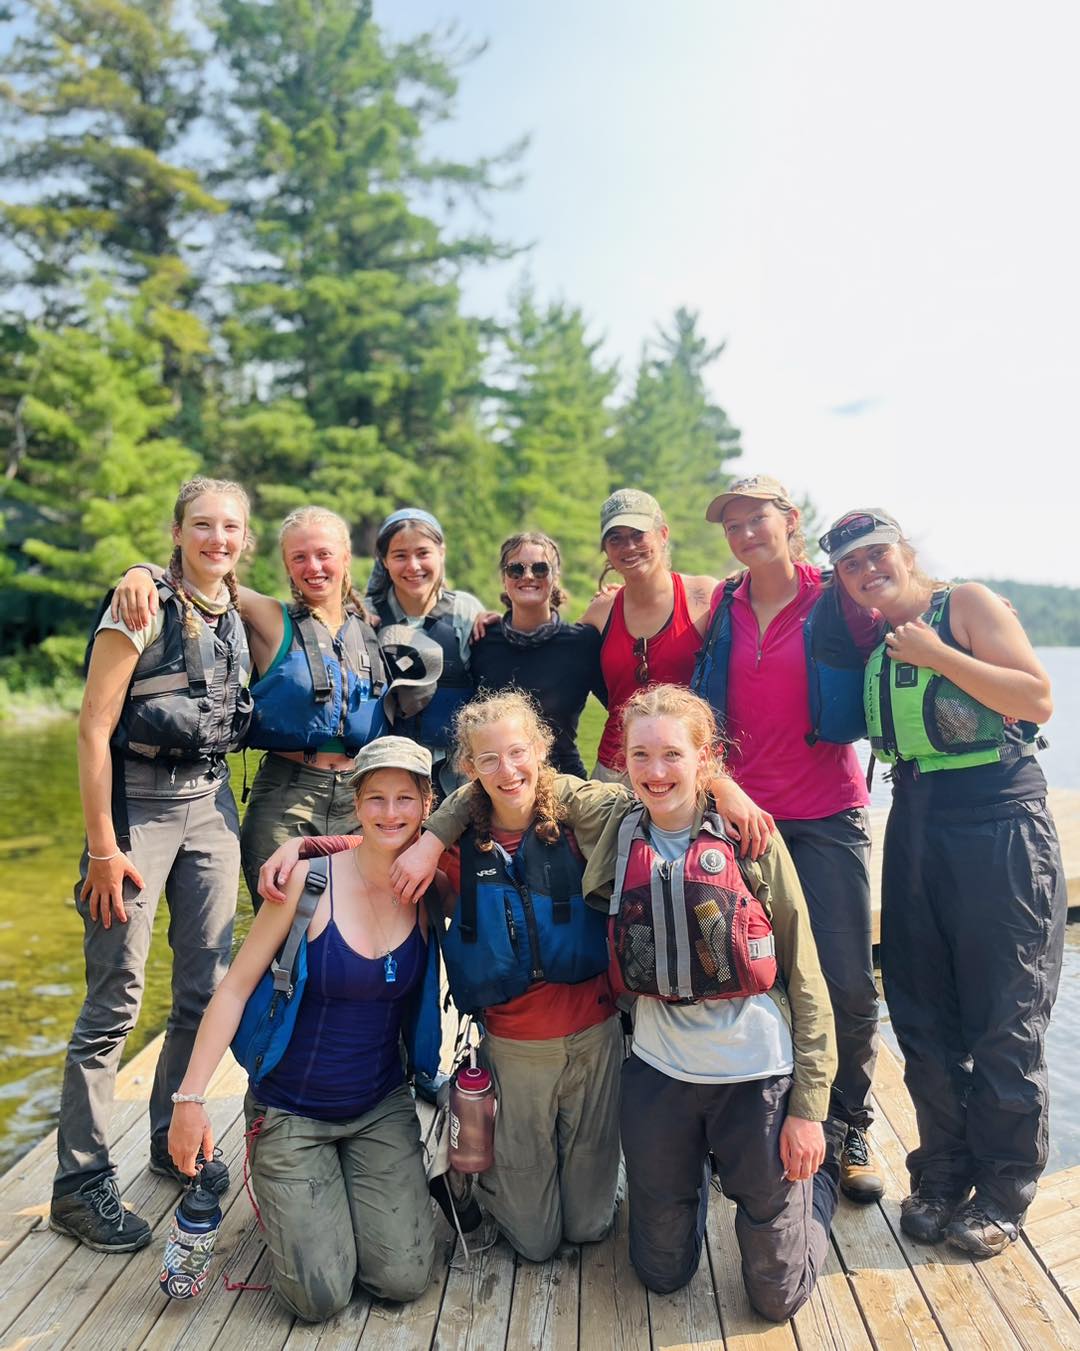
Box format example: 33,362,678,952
608,807,777,1003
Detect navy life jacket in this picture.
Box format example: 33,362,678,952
99,580,253,762
690,572,866,746
439,825,609,1015
374,592,472,748
246,605,388,754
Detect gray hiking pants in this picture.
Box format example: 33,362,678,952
246,1085,434,1320
775,809,878,1130
239,753,358,907
476,1016,623,1262
54,769,239,1195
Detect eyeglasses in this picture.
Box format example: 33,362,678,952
473,742,534,776
633,636,649,685
503,561,551,580
819,513,891,557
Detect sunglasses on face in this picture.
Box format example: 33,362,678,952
633,635,649,685
503,561,551,580
820,513,892,557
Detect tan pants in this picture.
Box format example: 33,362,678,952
476,1016,623,1261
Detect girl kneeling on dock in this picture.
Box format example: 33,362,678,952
168,738,440,1322
391,684,841,1321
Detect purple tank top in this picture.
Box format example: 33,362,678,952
258,857,424,1120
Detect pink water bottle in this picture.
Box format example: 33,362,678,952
448,1058,496,1174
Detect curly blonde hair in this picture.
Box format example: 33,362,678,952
451,689,565,850
619,683,726,800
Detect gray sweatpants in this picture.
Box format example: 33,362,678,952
246,1086,434,1321
239,753,359,906
476,1016,623,1262
54,769,239,1195
775,809,878,1130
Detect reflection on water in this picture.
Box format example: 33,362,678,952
0,720,252,1172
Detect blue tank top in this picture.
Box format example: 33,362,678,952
258,856,425,1120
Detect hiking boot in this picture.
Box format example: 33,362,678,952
944,1199,1019,1258
149,1143,230,1196
900,1191,963,1244
429,1168,484,1234
49,1173,153,1254
839,1126,884,1203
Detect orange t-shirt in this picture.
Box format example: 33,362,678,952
441,825,614,1041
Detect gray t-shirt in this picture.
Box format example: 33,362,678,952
629,822,794,1085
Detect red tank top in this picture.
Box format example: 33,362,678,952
597,573,703,769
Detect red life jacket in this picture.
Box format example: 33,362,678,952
608,807,777,1003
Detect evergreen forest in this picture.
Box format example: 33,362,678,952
0,0,746,707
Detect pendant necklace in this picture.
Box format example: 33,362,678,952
353,849,398,982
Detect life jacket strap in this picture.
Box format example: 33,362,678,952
290,608,333,704
270,856,328,994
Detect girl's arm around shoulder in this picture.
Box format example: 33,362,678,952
755,834,837,1122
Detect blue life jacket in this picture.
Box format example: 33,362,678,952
690,572,866,746
374,593,472,749
439,826,609,1015
246,606,388,754
232,855,442,1086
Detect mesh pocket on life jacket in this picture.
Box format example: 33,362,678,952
926,676,1004,752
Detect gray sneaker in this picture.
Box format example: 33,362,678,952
50,1173,153,1253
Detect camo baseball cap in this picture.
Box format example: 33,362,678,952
599,489,665,544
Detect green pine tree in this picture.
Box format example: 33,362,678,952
611,307,742,576
494,288,618,609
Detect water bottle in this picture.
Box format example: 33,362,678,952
448,1058,496,1174
159,1170,222,1299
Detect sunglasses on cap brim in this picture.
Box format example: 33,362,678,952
820,513,895,557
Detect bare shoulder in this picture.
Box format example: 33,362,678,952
579,589,618,631
683,573,722,610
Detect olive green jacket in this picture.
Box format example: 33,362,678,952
425,775,836,1122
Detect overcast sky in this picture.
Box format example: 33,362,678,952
382,1,1080,586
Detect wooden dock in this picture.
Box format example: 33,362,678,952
2,1036,1079,1350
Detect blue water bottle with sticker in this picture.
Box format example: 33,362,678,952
159,1168,222,1299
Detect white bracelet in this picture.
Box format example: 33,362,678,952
87,850,121,862
171,1091,208,1105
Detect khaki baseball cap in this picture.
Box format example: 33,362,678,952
599,488,665,544
350,735,432,780
705,474,790,524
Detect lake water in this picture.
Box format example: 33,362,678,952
0,648,1077,1176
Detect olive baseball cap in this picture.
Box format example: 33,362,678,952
705,474,790,524
599,488,665,544
350,735,432,780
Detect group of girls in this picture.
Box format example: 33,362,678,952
50,468,1066,1326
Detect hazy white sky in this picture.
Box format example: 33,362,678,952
383,1,1080,586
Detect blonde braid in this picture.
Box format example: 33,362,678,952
465,780,496,852
167,546,202,639
531,763,566,844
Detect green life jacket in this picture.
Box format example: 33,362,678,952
864,588,1040,774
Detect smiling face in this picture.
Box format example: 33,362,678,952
624,714,706,831
464,715,540,828
172,492,248,593
281,524,348,611
383,524,445,614
835,540,917,617
353,768,428,854
602,524,669,581
502,541,555,620
719,496,797,569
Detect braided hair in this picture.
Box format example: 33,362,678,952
168,476,251,636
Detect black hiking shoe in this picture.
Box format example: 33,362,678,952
900,1190,964,1244
429,1170,484,1234
944,1199,1020,1258
839,1126,884,1203
149,1143,230,1196
49,1173,153,1253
